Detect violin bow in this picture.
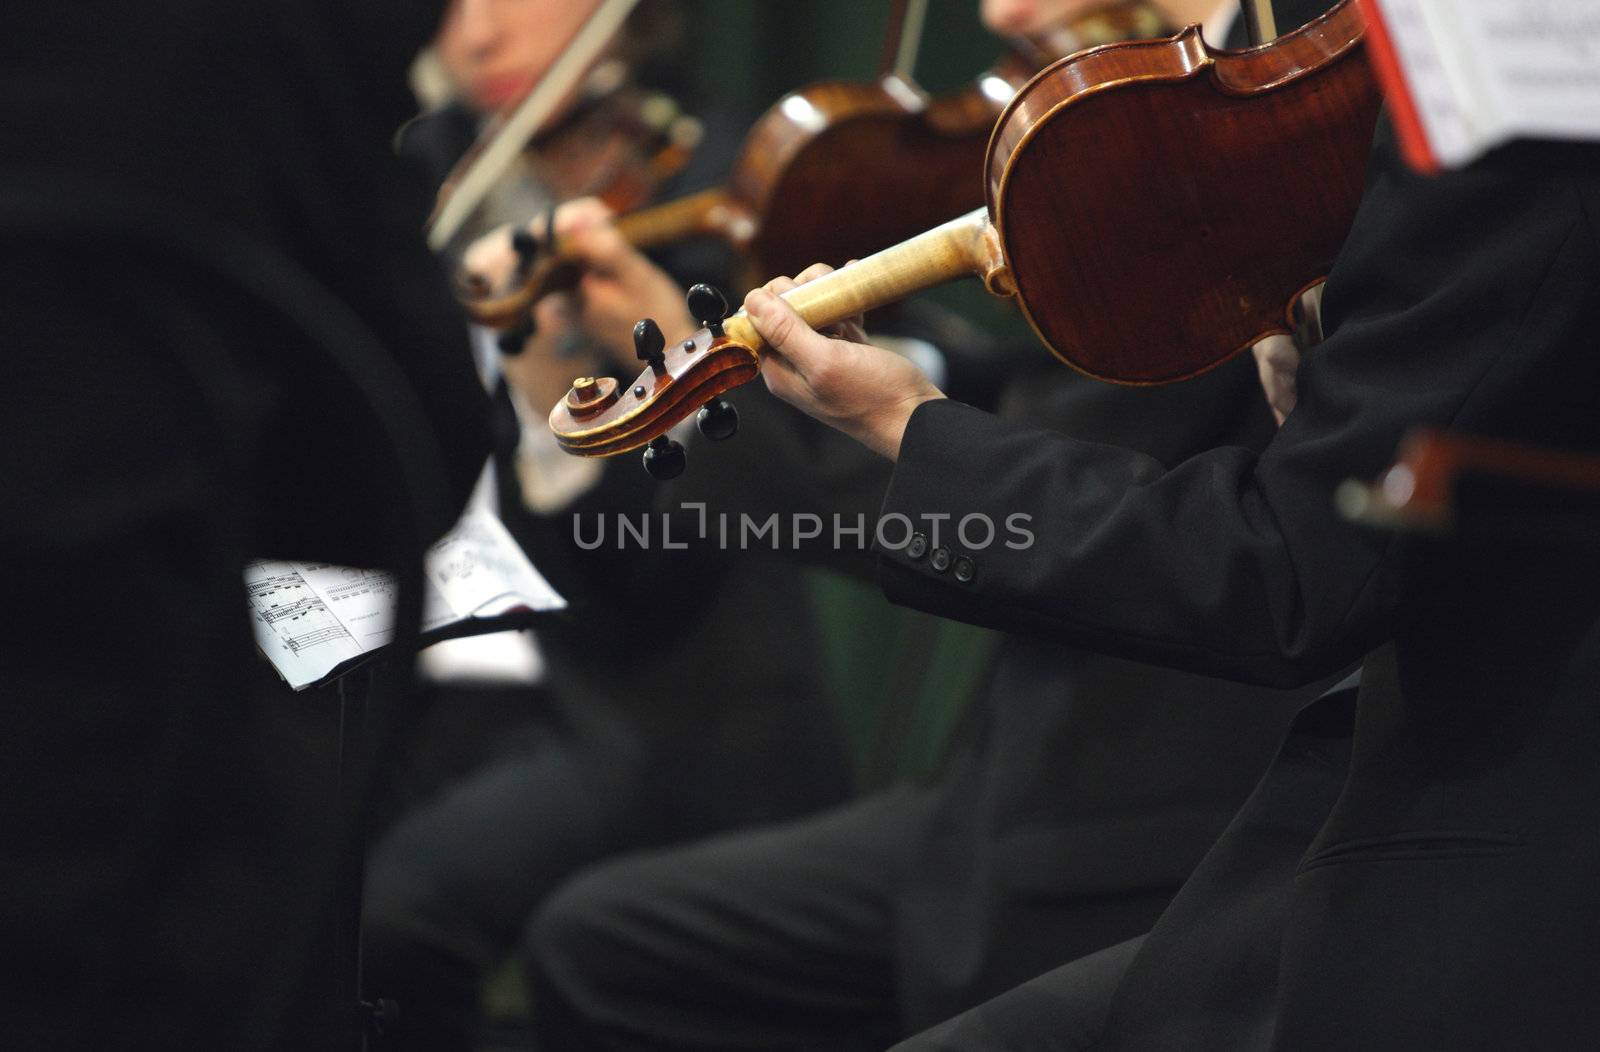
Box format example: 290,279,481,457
1240,0,1280,45
426,0,642,251
879,0,931,81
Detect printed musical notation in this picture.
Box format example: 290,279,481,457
1367,0,1600,170
245,509,566,691
246,567,364,682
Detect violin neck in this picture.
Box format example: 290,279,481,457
720,206,1005,350
606,187,733,253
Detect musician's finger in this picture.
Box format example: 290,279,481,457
794,262,834,284
550,197,614,239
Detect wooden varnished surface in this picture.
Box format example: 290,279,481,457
549,330,759,457
549,209,998,456
986,0,1381,383
727,72,1018,281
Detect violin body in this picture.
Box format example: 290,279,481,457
989,4,1381,382
719,72,1017,282
728,2,1173,280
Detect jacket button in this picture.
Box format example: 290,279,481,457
906,532,929,560
953,556,976,583
930,546,952,573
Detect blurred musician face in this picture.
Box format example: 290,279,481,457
981,0,1222,37
437,0,605,114
981,0,1118,36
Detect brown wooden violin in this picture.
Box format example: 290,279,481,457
456,0,1172,328
548,0,1383,472
426,0,691,252
509,75,701,215
431,58,702,253
1338,431,1600,533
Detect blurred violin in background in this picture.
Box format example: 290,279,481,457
456,0,1173,327
1339,431,1600,534
430,55,703,237
423,0,702,253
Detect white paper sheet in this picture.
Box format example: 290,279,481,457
1373,0,1600,168
246,509,565,690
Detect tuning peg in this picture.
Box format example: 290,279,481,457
633,318,667,376
496,317,535,357
642,435,686,480
687,283,729,337
510,228,540,276
696,396,739,441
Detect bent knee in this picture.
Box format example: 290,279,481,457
524,849,697,1003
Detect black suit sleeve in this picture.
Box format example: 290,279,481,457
877,122,1600,687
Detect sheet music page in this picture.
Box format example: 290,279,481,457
246,564,370,690
424,508,565,619
1371,0,1478,167
246,508,566,691
1374,0,1600,168
1448,0,1600,140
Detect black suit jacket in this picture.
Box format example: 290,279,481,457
1,3,489,1047
877,117,1600,1046
885,353,1335,1030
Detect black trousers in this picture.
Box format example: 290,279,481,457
531,786,944,1051
888,686,1359,1052
363,692,852,1051
888,936,1144,1052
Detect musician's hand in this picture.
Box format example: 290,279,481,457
556,200,697,368
463,199,695,372
499,292,607,418
745,264,945,461
1251,334,1301,427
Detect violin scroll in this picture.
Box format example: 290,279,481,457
549,308,763,461
547,287,747,477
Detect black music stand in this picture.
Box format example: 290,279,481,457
321,608,552,1050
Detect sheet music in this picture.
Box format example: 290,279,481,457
1458,0,1600,138
246,567,367,687
247,508,565,690
1371,0,1476,167
1372,0,1600,169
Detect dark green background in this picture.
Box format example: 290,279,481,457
682,1,1005,103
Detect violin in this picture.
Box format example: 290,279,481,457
547,0,1383,472
432,58,702,248
1338,431,1600,533
531,82,700,215
456,1,1172,328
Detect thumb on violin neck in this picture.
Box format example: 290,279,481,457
744,288,816,359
